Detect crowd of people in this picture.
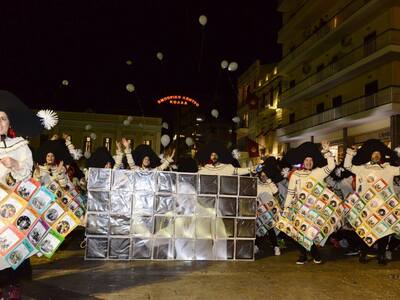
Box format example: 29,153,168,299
1,90,400,299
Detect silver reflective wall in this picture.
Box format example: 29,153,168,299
85,168,257,261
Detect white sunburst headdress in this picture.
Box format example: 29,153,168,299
36,109,59,130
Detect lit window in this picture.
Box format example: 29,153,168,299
143,140,152,146
103,137,112,151
242,113,249,128
84,137,92,153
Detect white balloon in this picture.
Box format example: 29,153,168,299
156,52,164,61
228,62,238,72
232,116,240,123
127,116,134,122
232,149,240,159
123,119,130,126
62,80,69,86
211,109,219,118
90,132,97,140
199,15,208,26
162,122,169,129
220,60,228,69
126,60,133,65
126,83,135,92
185,137,194,146
84,151,91,159
85,124,92,131
161,134,170,147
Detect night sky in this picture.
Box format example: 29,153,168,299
0,1,281,119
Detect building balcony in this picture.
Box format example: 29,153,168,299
277,86,400,141
236,125,249,140
280,0,370,60
279,0,391,74
280,29,400,107
278,1,336,40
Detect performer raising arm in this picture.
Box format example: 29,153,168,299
344,139,400,264
283,141,335,265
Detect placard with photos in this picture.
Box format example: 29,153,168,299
0,178,85,269
344,175,400,246
256,192,281,236
275,177,345,251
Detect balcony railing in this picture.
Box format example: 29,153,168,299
281,0,370,62
277,87,400,137
281,29,400,104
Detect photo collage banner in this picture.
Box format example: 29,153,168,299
85,168,257,261
256,192,280,237
344,174,400,246
0,178,86,269
275,177,345,251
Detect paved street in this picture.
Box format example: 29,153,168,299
9,231,400,300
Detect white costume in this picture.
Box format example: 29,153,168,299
123,147,172,171
0,137,33,185
198,163,251,175
0,137,33,270
257,178,278,196
284,151,335,208
33,164,68,187
344,148,400,194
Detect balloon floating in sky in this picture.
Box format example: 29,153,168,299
126,83,135,93
126,60,133,65
161,134,170,147
62,80,69,86
199,15,208,26
232,116,241,123
85,124,92,131
123,119,130,126
162,122,169,129
185,137,194,147
228,62,238,72
156,52,164,61
90,132,97,140
127,116,134,122
220,60,229,70
211,109,219,118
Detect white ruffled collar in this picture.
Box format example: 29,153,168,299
0,137,28,153
202,163,228,170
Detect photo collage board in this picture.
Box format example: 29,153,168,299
344,174,400,246
275,177,345,251
0,177,86,269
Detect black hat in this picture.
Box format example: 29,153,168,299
35,139,74,165
67,161,85,180
262,156,284,183
132,144,161,169
284,142,327,168
196,140,233,165
0,90,57,137
352,139,398,166
178,157,198,173
87,147,115,168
